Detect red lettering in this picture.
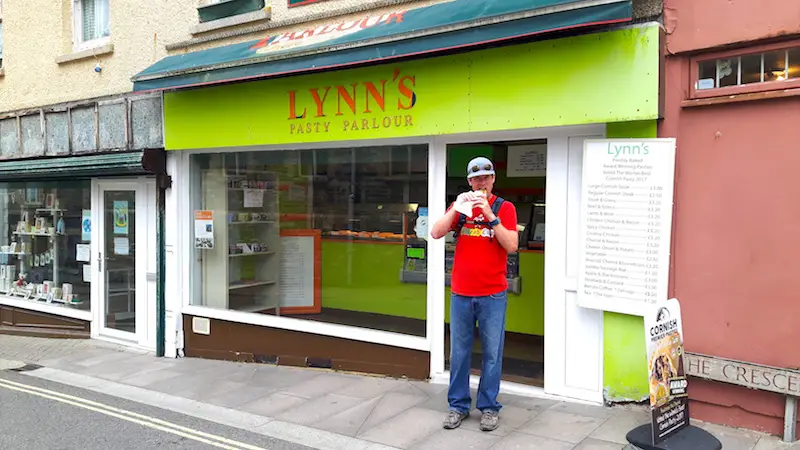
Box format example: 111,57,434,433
294,29,315,40
397,75,416,110
363,80,387,113
360,14,385,29
274,31,296,45
288,91,307,120
309,87,331,117
317,24,337,35
337,19,359,32
336,84,358,116
385,11,407,24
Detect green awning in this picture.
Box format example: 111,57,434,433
0,150,166,181
132,0,632,92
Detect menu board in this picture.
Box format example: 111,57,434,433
279,236,315,308
577,139,676,316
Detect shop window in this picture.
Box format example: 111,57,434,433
73,0,110,51
692,43,800,99
189,145,428,337
0,181,92,310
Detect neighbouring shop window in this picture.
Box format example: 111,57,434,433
190,145,429,337
0,181,92,311
697,45,800,90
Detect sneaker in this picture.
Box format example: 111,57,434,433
480,410,499,431
443,410,469,429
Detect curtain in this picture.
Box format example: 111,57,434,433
81,0,110,42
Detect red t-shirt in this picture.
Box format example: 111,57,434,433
448,195,517,297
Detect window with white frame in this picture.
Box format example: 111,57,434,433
697,46,800,90
74,0,110,51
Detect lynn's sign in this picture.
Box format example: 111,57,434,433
287,68,417,135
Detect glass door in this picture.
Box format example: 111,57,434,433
94,179,155,346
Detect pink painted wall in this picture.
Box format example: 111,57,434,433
661,0,800,432
665,0,800,54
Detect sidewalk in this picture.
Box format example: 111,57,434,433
0,335,794,450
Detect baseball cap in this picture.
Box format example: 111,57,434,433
466,156,495,178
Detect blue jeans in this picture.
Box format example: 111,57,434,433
448,291,508,414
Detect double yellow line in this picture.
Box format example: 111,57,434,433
0,375,268,450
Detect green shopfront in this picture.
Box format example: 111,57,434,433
135,0,661,404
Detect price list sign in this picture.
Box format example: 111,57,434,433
577,139,676,316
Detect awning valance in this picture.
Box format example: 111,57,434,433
132,0,632,92
0,150,166,181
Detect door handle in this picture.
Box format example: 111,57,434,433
97,254,103,273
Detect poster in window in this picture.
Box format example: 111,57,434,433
113,201,129,235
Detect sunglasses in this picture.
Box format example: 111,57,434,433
470,163,493,173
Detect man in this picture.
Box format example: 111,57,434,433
430,156,518,432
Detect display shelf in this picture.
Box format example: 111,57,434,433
201,167,282,314
229,280,276,290
229,221,276,225
229,251,275,258
13,232,65,237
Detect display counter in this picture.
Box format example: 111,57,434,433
320,238,545,336
400,241,523,294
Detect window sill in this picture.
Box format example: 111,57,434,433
191,8,271,35
682,87,800,108
56,43,114,65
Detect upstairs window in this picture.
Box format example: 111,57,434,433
74,0,110,51
694,44,800,96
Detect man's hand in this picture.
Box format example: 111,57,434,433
472,195,494,219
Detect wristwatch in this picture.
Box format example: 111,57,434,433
488,217,500,228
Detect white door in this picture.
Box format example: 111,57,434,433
92,178,157,349
544,133,605,404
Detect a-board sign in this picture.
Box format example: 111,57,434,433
577,139,676,316
645,298,690,444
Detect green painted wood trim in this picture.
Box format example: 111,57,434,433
0,151,157,180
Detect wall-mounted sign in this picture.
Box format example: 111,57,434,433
685,353,800,397
507,144,546,177
577,139,676,316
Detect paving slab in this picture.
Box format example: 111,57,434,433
409,427,501,450
239,392,310,417
316,396,382,436
357,407,444,448
589,408,650,444
490,431,575,450
573,437,625,449
276,393,366,427
518,409,608,444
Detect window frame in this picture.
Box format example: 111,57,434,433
689,39,800,100
72,0,111,52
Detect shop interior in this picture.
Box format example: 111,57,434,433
440,142,546,387
192,141,546,386
0,182,93,311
